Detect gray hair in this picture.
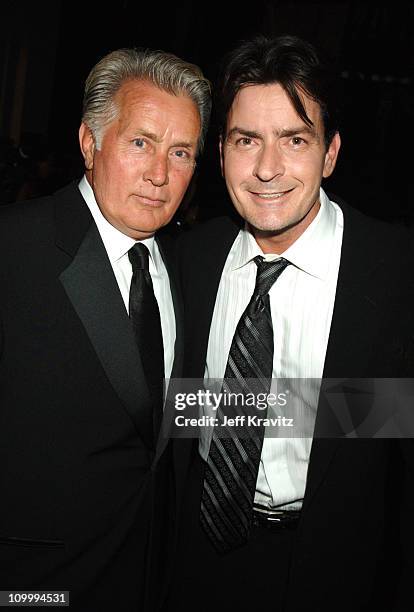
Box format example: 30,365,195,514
82,47,211,153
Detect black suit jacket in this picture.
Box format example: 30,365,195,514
0,182,183,611
176,199,414,611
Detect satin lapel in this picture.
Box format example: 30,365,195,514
302,203,386,512
156,233,184,380
154,233,184,463
55,184,153,444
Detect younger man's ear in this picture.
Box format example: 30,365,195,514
323,132,341,179
219,137,224,177
79,123,95,171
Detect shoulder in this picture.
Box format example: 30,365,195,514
177,216,240,255
330,192,411,252
0,193,54,225
330,194,414,301
0,194,56,254
175,216,241,283
0,181,81,227
0,181,83,254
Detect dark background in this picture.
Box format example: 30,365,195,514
1,1,413,224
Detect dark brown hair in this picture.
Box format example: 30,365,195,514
217,34,340,148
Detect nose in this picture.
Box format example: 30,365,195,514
253,143,285,182
143,153,169,186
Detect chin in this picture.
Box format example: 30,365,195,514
246,215,287,233
128,214,167,233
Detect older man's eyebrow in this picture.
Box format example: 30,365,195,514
130,129,160,142
131,129,196,149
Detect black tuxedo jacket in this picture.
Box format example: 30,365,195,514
0,182,183,611
176,199,414,611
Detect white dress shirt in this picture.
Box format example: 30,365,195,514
78,176,176,380
203,188,344,510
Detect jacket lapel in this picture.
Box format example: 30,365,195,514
55,183,153,447
302,202,387,511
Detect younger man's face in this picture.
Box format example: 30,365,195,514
221,83,340,252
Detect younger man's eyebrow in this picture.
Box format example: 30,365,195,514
276,126,316,138
225,127,262,140
226,125,318,141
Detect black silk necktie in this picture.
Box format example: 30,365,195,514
200,256,291,553
128,243,164,446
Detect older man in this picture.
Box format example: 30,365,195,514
0,48,210,610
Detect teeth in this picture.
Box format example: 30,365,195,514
255,192,286,199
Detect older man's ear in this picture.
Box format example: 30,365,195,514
79,122,95,171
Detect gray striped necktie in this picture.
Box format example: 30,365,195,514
200,256,290,554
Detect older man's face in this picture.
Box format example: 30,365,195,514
80,80,200,239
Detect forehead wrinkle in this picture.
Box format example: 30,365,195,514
115,86,172,135
109,79,200,150
118,102,168,135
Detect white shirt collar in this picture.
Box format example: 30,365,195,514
78,175,157,268
231,188,338,281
